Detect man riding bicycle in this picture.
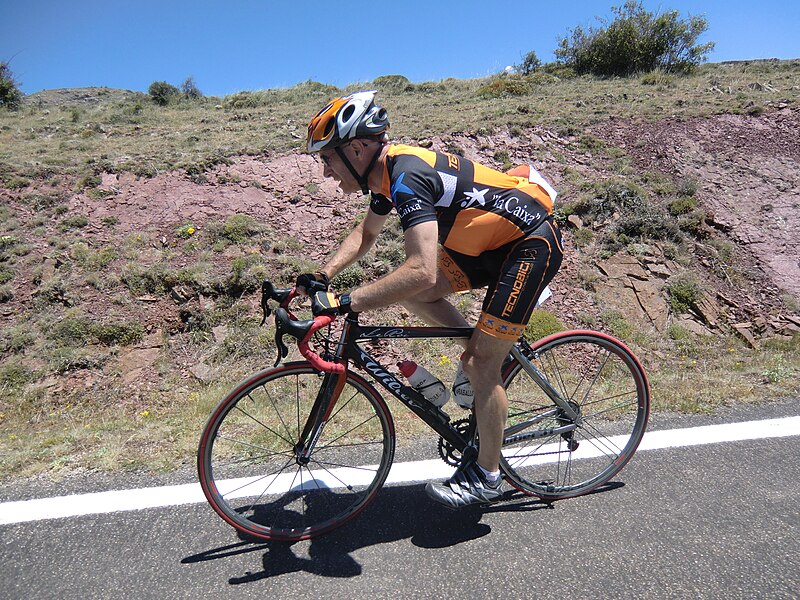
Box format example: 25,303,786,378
298,90,563,508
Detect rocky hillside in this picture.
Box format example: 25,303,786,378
0,64,798,476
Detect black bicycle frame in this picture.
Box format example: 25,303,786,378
294,314,580,461
296,315,475,459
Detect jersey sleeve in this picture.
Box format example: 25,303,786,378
389,154,442,231
369,193,393,216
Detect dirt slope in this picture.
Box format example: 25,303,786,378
1,107,798,405
599,107,800,299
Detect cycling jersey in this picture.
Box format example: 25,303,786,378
368,144,562,341
369,145,556,256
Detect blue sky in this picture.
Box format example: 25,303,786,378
2,1,798,97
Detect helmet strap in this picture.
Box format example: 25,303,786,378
335,143,383,196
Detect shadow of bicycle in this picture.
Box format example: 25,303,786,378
181,480,623,584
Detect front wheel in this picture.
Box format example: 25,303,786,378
198,362,395,541
500,330,650,500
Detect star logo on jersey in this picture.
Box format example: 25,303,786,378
461,187,489,208
391,172,415,203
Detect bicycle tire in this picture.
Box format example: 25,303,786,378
500,330,650,500
198,362,395,541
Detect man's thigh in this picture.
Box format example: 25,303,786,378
478,220,564,340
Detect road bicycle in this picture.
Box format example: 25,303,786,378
198,280,651,541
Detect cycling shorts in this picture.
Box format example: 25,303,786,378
439,217,564,341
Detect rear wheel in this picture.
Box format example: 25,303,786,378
500,331,650,500
198,363,395,541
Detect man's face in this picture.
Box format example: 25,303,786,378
319,143,361,194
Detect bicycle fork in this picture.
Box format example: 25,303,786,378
294,371,347,464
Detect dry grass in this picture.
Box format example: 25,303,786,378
0,59,798,480
2,61,798,183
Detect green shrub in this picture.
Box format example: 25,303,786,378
148,81,180,106
75,174,101,190
121,262,178,295
223,91,263,109
477,76,530,98
523,310,564,343
180,76,203,99
555,1,715,76
641,70,676,86
667,272,702,313
567,179,648,224
93,322,144,346
0,264,15,284
52,315,144,347
332,265,365,290
52,317,94,345
32,277,72,308
573,228,594,248
227,255,268,295
668,195,698,215
0,358,36,388
72,243,117,270
58,215,89,232
615,203,682,243
0,62,23,110
516,51,542,75
600,310,634,339
209,214,263,247
372,75,412,91
677,209,708,237
2,324,35,353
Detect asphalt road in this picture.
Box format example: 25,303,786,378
2,399,798,600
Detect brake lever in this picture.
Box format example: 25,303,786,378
273,327,290,367
260,291,272,326
260,280,296,326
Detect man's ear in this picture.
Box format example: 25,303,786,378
349,138,365,158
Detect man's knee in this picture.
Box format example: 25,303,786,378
461,349,504,387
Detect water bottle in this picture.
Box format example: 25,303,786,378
397,360,449,407
452,353,474,409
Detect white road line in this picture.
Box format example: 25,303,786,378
1,416,799,526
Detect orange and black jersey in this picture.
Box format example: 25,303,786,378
369,145,556,257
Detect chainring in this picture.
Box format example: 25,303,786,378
437,418,473,466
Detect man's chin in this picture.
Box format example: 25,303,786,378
339,184,360,195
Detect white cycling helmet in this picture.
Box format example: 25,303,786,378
306,90,390,153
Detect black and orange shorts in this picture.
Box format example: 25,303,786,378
439,217,564,340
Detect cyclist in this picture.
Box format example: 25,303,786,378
298,90,563,508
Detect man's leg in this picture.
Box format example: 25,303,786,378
461,330,515,472
424,328,514,509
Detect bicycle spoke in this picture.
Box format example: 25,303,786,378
199,365,394,541
213,434,291,459
223,454,296,501
501,333,649,499
316,413,381,450
263,382,299,445
235,395,295,447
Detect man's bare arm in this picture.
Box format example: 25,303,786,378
349,220,438,313
321,209,388,278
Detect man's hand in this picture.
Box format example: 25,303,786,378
296,271,330,296
311,291,353,316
